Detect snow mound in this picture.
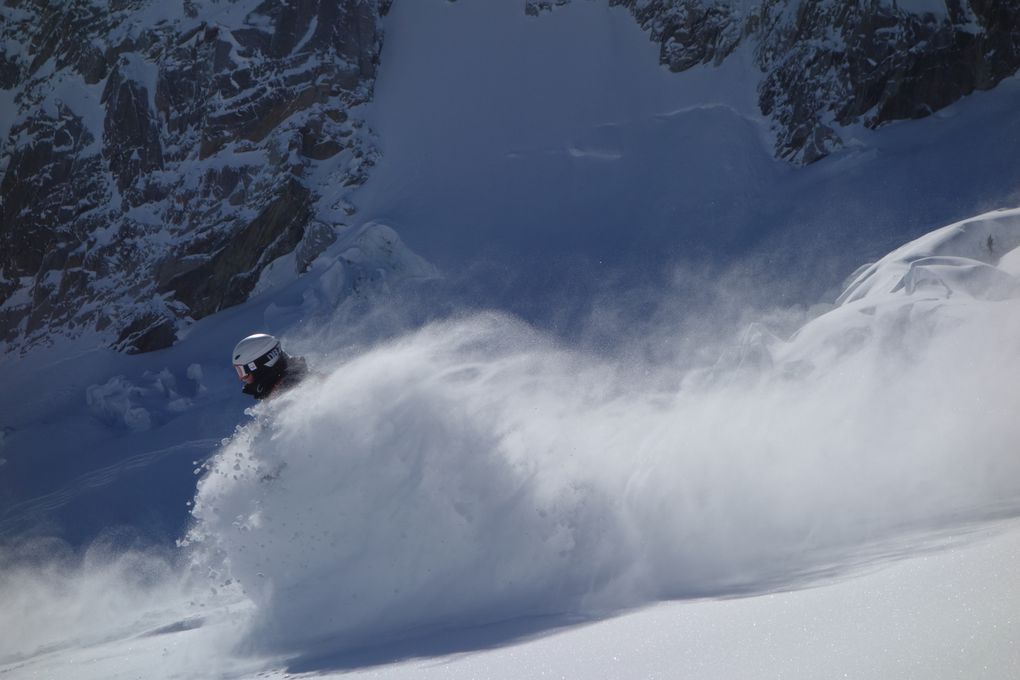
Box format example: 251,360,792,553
86,369,202,431
837,208,1020,305
757,207,1020,374
185,209,1020,657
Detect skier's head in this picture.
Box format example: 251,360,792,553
232,333,286,384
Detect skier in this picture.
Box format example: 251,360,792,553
231,333,308,400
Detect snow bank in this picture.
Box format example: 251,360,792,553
837,208,1020,305
185,210,1020,656
85,368,204,431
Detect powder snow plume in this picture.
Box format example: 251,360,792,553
186,209,1020,657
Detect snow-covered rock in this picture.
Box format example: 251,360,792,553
0,0,394,354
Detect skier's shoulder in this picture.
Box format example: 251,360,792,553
243,380,272,400
289,355,309,376
274,355,310,394
285,355,309,383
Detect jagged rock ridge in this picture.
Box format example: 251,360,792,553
0,0,393,353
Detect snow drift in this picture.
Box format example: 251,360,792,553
0,536,186,664
186,208,1020,656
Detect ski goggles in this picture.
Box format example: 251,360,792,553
234,347,281,378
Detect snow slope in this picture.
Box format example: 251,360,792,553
4,519,1020,679
3,207,1020,679
178,208,1020,660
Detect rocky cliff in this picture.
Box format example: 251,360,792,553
603,0,1020,163
0,0,393,353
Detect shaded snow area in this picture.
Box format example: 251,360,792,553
86,368,204,432
355,0,1020,315
2,209,1020,679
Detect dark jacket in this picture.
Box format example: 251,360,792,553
242,354,309,400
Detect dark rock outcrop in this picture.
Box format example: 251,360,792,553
754,0,1020,163
157,179,313,320
0,0,391,353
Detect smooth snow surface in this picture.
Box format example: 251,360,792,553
3,519,1019,678
358,0,775,271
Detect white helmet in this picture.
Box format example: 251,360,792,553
232,333,283,379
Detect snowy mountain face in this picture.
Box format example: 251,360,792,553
2,0,1019,357
0,0,395,354
547,0,1020,163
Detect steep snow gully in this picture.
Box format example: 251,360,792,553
183,208,1020,658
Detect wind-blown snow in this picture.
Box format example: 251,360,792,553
0,537,186,664
185,208,1020,657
